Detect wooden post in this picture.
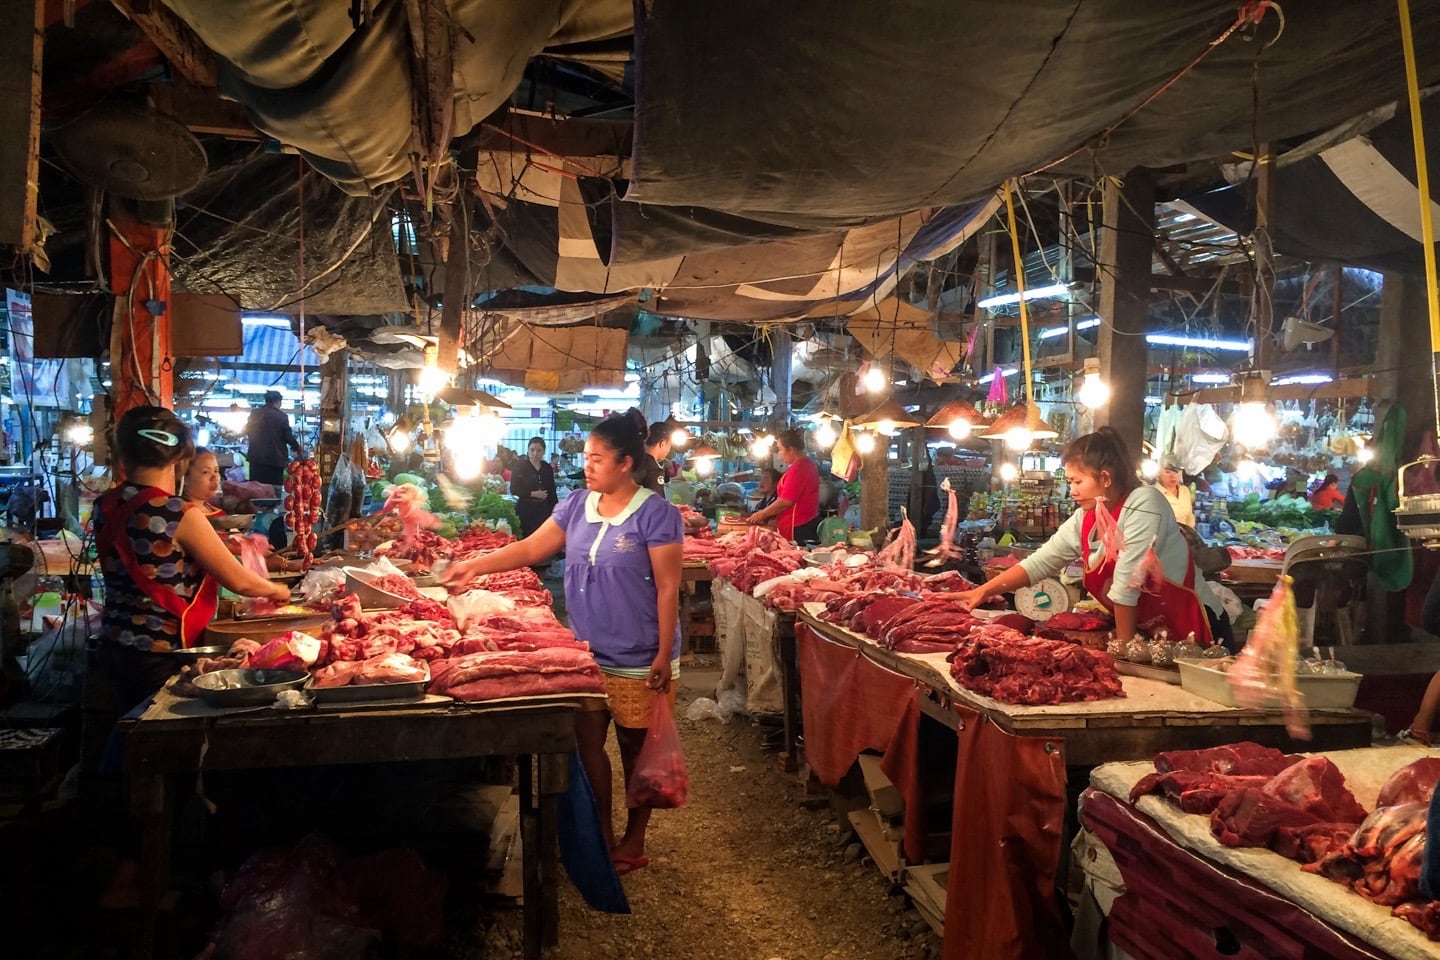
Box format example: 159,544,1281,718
0,0,42,253
436,199,469,374
108,213,175,419
1094,168,1154,458
860,435,890,535
315,349,348,484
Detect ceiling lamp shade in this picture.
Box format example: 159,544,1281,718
978,403,1057,450
926,399,987,439
688,443,721,460
437,386,513,410
853,399,922,436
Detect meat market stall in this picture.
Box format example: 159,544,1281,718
1078,745,1440,960
793,603,1374,960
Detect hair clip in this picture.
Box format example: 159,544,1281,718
137,428,180,446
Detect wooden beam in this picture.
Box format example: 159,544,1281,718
1095,168,1154,458
436,199,469,374
109,0,217,87
0,0,42,253
1187,379,1374,404
149,76,257,139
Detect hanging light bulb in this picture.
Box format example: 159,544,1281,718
1075,357,1110,409
813,420,837,449
1140,458,1160,480
749,434,774,460
876,418,897,437
1004,426,1033,451
1231,372,1277,449
998,462,1019,483
862,365,887,393
670,427,690,448
948,418,973,440
854,430,877,454
1356,444,1375,464
694,457,714,477
388,421,413,454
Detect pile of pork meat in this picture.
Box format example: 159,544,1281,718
1129,743,1440,939
177,565,603,702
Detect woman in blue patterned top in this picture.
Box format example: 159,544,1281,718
93,406,290,712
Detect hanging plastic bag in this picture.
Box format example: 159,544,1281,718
237,533,279,617
625,693,689,809
1229,575,1308,740
830,421,860,482
1091,497,1123,568
1124,537,1165,596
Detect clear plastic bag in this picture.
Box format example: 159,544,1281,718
299,567,346,606
238,534,279,617
684,697,723,722
625,693,689,809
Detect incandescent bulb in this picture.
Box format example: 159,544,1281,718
999,462,1018,483
417,364,450,397
862,366,886,393
1356,446,1375,464
1076,372,1110,409
813,422,837,448
1231,402,1277,449
389,429,412,454
876,418,897,436
670,428,689,448
854,431,877,454
1004,426,1033,451
695,458,714,477
947,418,973,440
452,450,484,481
1140,458,1160,481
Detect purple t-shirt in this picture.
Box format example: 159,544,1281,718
550,487,684,670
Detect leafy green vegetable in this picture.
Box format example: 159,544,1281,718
393,472,428,489
468,491,520,534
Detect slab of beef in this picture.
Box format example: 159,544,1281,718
1393,900,1440,941
428,647,604,701
1377,757,1440,807
1153,743,1299,777
1305,802,1429,885
856,596,921,637
1272,822,1361,864
946,632,1124,705
1210,788,1326,848
874,598,977,648
444,671,607,701
1261,757,1367,824
1128,770,1275,814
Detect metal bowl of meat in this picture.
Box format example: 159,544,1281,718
342,566,423,608
190,669,308,707
210,513,256,532
159,644,230,662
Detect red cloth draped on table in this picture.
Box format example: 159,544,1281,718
947,703,1072,960
1081,789,1389,960
797,622,931,865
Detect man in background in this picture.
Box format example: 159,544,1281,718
245,390,301,486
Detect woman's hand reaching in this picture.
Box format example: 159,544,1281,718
441,556,483,589
264,582,292,604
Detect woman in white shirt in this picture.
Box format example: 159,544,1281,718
1156,461,1195,527
961,428,1232,648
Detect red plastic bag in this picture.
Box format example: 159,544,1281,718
625,693,689,810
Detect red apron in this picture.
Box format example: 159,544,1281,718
1080,495,1213,645
96,486,219,648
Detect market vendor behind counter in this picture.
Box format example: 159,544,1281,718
960,428,1232,650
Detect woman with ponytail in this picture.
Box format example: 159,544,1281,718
442,407,684,873
959,427,1232,648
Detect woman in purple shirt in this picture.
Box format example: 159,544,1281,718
443,409,684,874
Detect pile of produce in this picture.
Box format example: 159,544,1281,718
283,459,322,568
1129,744,1440,940
1225,494,1336,532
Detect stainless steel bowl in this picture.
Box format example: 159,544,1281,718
191,669,308,707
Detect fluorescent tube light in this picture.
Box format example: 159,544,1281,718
1146,333,1253,352
1190,373,1232,385
976,282,1071,310
242,314,293,328
1037,316,1101,340
977,368,1019,384
1271,373,1334,386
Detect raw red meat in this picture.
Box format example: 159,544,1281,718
1044,610,1113,632
946,632,1124,705
1210,788,1326,848
444,671,605,701
366,573,422,600
312,661,363,687
1356,831,1426,906
1128,770,1275,814
1153,743,1299,777
1261,757,1367,824
1376,757,1440,807
1272,822,1361,864
1308,802,1429,885
355,652,427,685
1393,900,1440,941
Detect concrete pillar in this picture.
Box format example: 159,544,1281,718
771,327,793,423
1094,168,1154,459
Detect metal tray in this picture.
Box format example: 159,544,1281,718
192,669,308,707
307,678,428,704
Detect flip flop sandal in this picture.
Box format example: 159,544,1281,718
612,855,649,876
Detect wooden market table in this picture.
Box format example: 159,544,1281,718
793,604,1373,960
680,561,716,653
122,688,582,960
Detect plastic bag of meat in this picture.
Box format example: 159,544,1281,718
238,534,279,617
625,694,689,810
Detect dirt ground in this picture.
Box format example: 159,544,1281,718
472,661,942,960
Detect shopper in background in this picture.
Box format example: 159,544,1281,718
640,423,673,494
1155,460,1195,527
511,436,559,538
750,467,780,515
244,390,301,486
441,408,682,875
747,430,820,543
180,448,224,518
1310,473,1346,511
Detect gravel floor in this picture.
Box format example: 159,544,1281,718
468,664,942,960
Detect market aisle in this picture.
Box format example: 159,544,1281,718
474,663,940,960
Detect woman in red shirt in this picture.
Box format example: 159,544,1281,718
1310,474,1345,511
747,430,820,543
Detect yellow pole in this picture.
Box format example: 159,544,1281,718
1003,181,1036,410
1397,0,1440,431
